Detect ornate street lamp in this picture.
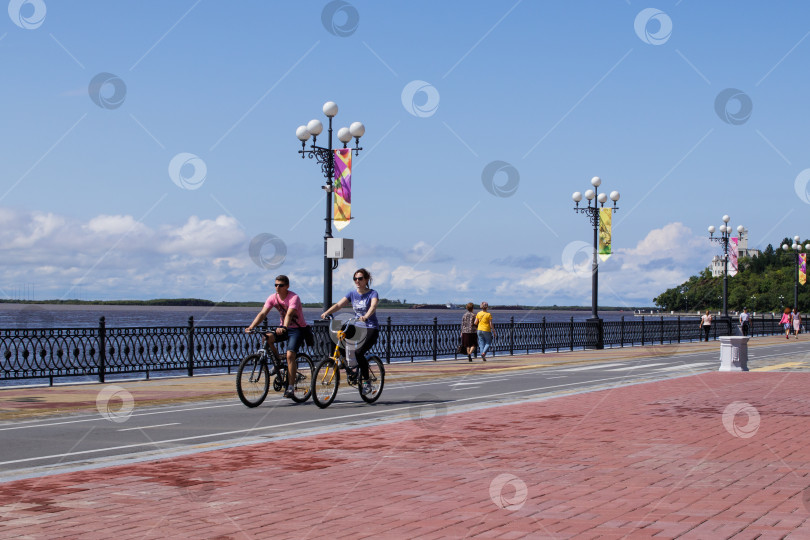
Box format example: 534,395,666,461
572,176,620,349
296,101,364,311
708,216,743,320
780,236,809,312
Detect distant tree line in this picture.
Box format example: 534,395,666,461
654,238,810,313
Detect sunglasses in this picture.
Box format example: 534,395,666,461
274,283,287,288
353,276,365,281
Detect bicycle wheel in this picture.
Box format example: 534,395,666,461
289,353,314,403
236,354,270,407
360,355,385,404
312,358,340,409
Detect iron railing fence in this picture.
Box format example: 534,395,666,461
0,315,785,385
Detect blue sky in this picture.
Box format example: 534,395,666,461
2,1,810,307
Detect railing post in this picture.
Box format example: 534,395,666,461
621,315,625,347
569,317,574,351
641,316,645,346
660,315,664,344
386,316,391,364
713,319,717,341
432,317,438,361
187,316,194,377
98,317,106,383
541,317,546,353
677,316,681,343
510,316,514,356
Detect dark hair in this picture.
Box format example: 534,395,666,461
466,302,474,311
275,275,289,286
354,268,371,284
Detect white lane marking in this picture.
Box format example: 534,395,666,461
450,378,509,386
117,423,181,432
655,364,713,372
0,372,669,467
606,362,669,371
0,402,243,432
557,363,627,371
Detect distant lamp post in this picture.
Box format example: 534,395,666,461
572,176,620,349
708,216,743,320
296,101,364,311
780,236,809,312
750,295,756,312
779,294,785,310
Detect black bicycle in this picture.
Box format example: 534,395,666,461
311,317,385,409
236,331,314,407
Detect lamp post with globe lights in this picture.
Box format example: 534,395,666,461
707,216,743,320
780,236,810,312
572,176,620,349
296,101,364,311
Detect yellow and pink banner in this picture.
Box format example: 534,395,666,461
598,208,612,261
801,253,807,285
730,237,739,277
333,149,352,230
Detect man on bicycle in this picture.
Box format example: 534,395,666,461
245,275,308,398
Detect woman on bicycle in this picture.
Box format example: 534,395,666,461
320,268,379,395
245,275,308,398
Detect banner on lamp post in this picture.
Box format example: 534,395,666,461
729,237,739,277
801,253,807,285
333,149,351,231
598,208,612,261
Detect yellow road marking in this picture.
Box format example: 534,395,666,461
751,361,806,372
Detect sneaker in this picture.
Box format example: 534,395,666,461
283,387,295,398
361,381,373,396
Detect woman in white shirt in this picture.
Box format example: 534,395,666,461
700,310,712,342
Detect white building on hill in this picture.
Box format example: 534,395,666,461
710,227,761,277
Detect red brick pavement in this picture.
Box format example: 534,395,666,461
1,372,810,539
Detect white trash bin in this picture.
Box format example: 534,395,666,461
718,336,750,371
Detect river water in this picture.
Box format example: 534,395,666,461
0,304,666,329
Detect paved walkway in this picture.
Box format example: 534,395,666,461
2,362,810,536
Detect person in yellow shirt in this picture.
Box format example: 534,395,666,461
474,301,496,361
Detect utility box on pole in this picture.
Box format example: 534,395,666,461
326,238,354,259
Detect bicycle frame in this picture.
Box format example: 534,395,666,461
320,318,361,384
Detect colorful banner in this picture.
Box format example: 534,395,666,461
598,208,612,261
333,149,352,231
729,237,738,277
801,253,807,285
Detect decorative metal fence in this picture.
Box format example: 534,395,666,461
0,315,785,385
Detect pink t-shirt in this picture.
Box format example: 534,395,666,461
264,291,307,328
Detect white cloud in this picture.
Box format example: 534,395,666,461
497,223,712,306
388,265,470,296
158,215,244,258
85,214,149,236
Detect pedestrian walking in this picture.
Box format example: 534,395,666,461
700,310,712,342
460,302,478,361
739,307,750,337
793,309,801,339
475,301,496,361
779,308,792,339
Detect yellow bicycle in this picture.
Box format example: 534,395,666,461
311,317,385,408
